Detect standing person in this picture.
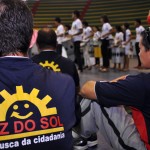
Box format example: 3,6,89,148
100,15,113,72
92,26,102,67
112,25,124,70
54,17,65,55
82,21,93,70
71,10,83,72
0,0,76,149
134,18,145,69
122,23,132,71
78,30,150,150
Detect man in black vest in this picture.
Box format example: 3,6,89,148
32,29,80,93
0,0,75,149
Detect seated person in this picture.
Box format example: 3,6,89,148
32,29,80,93
0,0,76,149
79,30,150,149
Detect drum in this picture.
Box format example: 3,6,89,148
62,39,74,61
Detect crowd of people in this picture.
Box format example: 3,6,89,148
53,11,145,73
0,0,150,150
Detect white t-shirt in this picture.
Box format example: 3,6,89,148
115,32,124,41
125,29,131,42
71,18,83,42
93,31,101,45
124,29,131,52
114,32,123,46
55,24,65,44
136,25,145,42
83,26,92,42
101,23,112,39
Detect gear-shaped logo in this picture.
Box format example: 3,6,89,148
0,86,57,122
39,61,61,72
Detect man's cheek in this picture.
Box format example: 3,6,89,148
139,52,143,61
138,50,141,57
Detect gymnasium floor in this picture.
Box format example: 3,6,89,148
79,58,149,150
80,58,149,85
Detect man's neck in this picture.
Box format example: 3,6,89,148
74,18,78,21
4,52,28,57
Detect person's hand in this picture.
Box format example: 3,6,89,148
111,75,128,83
116,40,121,45
101,34,105,38
123,41,128,45
65,32,69,36
69,34,74,39
98,37,101,41
102,33,108,38
111,44,115,48
130,47,133,52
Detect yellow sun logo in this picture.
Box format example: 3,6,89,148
0,86,64,142
0,86,57,122
39,61,61,72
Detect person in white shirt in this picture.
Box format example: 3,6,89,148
54,17,65,55
82,21,93,70
122,23,132,71
100,15,113,72
112,25,124,70
134,18,145,68
71,10,83,72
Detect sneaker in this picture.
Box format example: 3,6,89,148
87,134,98,147
74,134,98,149
73,137,88,150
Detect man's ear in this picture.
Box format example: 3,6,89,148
29,30,38,48
146,50,150,68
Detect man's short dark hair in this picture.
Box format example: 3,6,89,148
135,18,141,25
73,10,80,18
0,0,33,56
55,17,61,23
64,24,71,30
115,25,122,32
82,21,88,27
93,26,100,31
101,15,109,23
124,23,130,29
37,29,57,50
